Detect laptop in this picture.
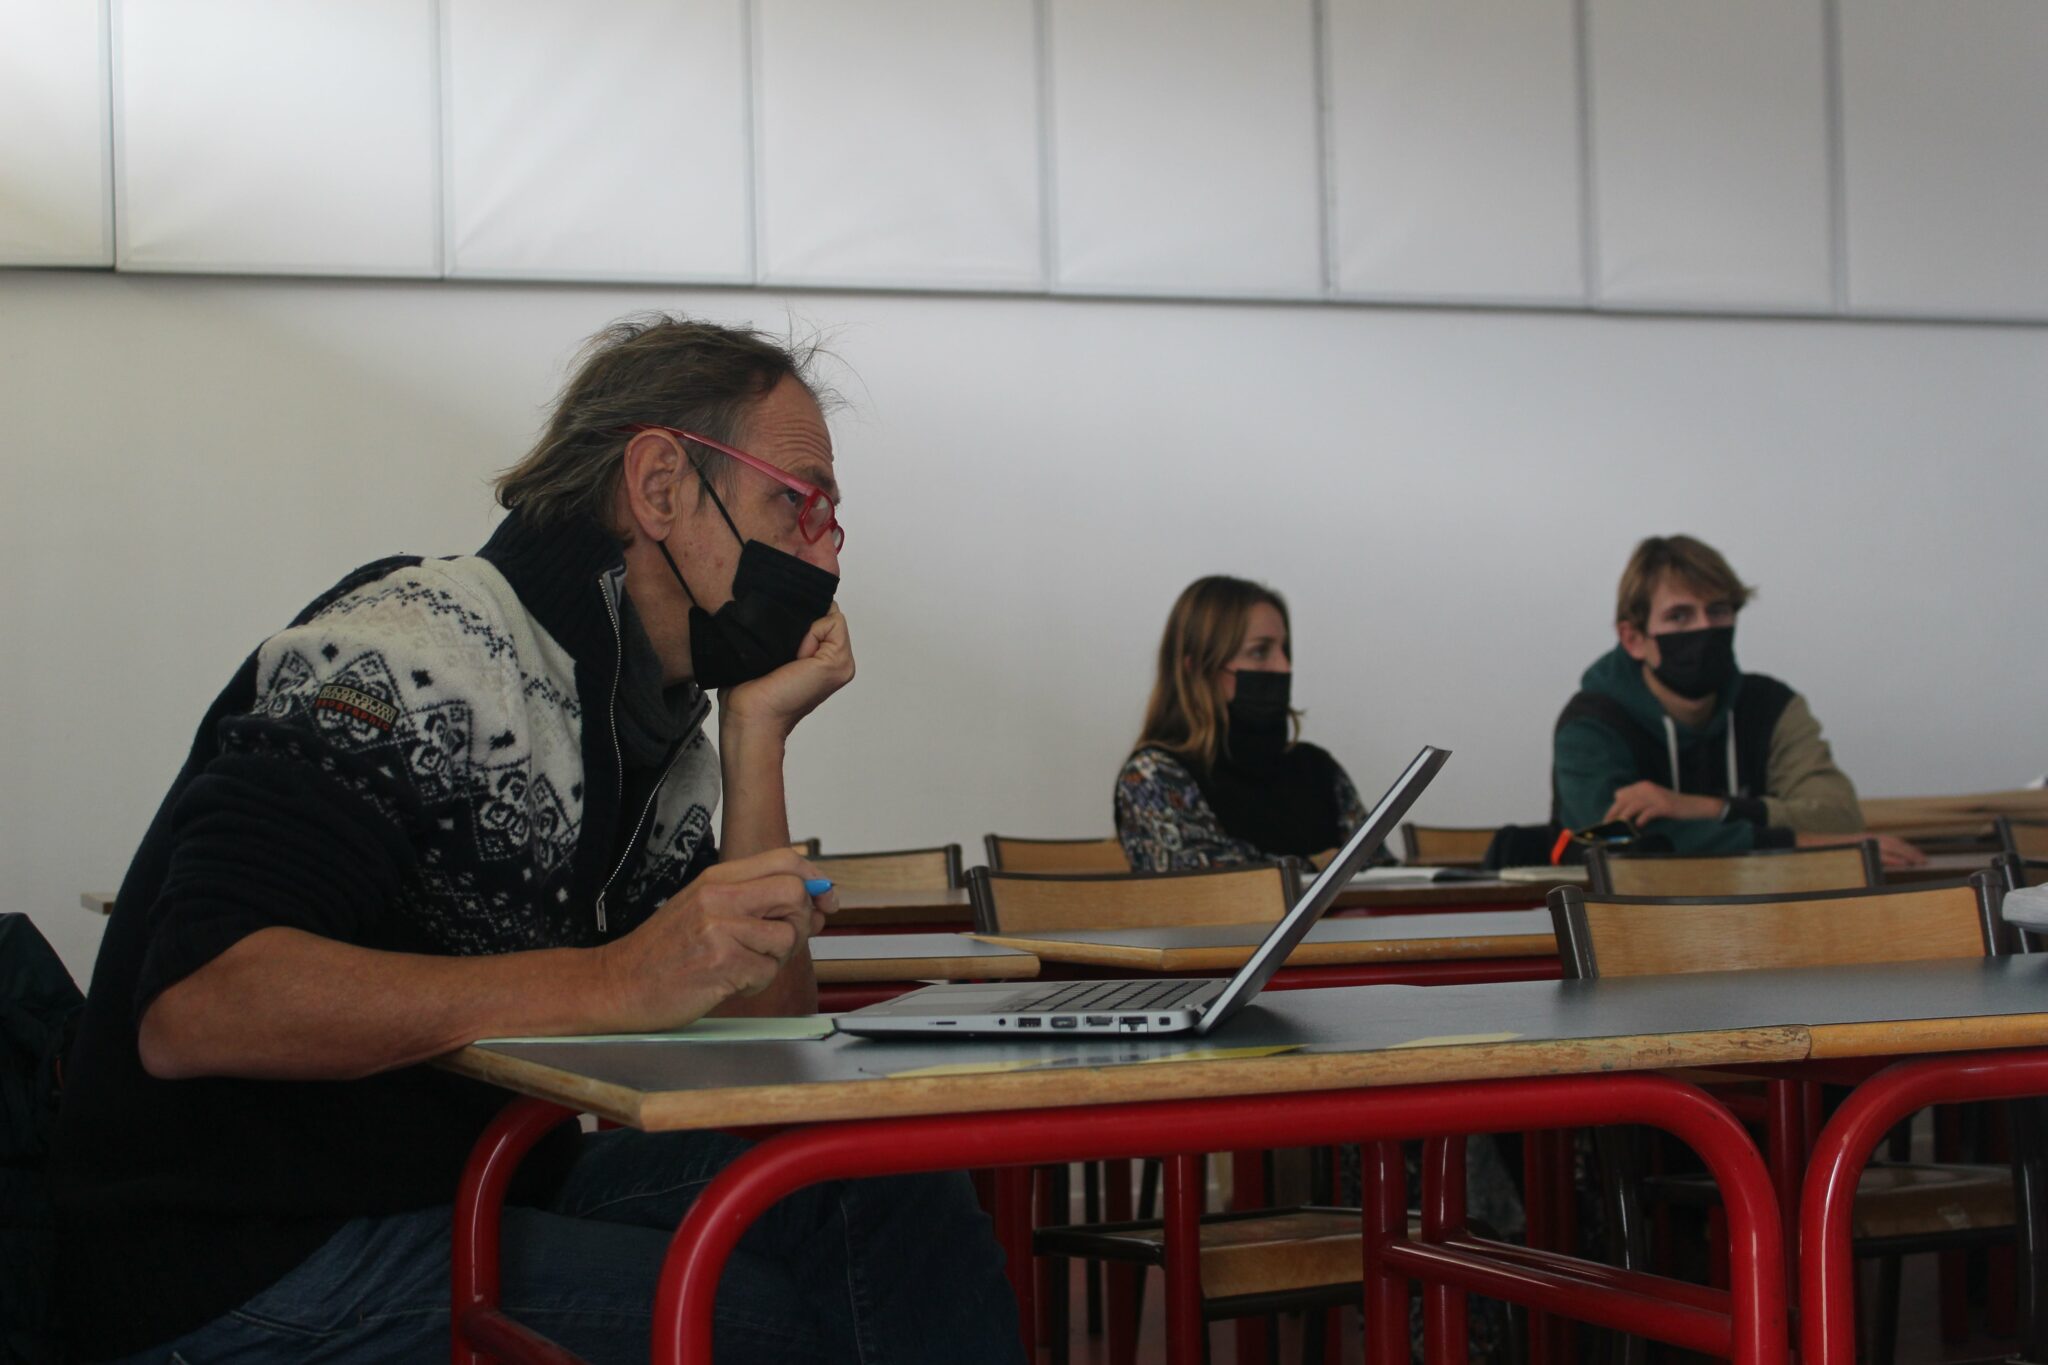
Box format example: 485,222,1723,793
834,744,1450,1040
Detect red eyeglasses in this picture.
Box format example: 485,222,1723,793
625,424,843,552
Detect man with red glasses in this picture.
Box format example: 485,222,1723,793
54,314,1023,1363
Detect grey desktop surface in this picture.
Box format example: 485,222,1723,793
469,956,2048,1099
992,910,1553,951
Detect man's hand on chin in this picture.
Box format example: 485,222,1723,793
719,604,856,740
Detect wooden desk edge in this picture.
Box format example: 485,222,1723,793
446,1026,1809,1133
971,932,1555,972
812,954,1039,984
1804,1013,2048,1059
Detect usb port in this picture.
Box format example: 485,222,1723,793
1085,1015,1113,1026
1119,1016,1147,1026
1016,1017,1042,1029
1050,1016,1078,1029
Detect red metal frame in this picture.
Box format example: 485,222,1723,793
453,1073,1784,1365
1798,1046,2048,1365
451,1097,581,1365
644,1075,1780,1365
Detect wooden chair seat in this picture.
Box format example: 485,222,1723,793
1849,1163,2015,1241
1034,1206,1384,1300
1645,1161,2012,1240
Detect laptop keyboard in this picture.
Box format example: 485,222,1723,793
1013,979,1209,1015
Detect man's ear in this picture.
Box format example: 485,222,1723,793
1616,619,1653,664
619,430,688,542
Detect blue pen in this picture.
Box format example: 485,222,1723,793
804,878,834,896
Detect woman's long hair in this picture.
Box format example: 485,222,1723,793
1134,575,1300,769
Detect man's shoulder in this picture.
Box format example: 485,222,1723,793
1734,672,1797,722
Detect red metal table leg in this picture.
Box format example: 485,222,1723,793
1523,1130,1556,1365
1165,1152,1206,1365
1766,1079,1803,1290
1361,1138,1410,1365
1422,1135,1470,1365
1800,1048,2048,1365
451,1097,581,1365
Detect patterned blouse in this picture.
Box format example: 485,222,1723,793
1113,744,1371,873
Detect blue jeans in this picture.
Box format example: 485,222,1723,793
117,1127,1025,1364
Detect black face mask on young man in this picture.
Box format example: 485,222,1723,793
1650,625,1737,701
1224,669,1293,764
657,472,839,691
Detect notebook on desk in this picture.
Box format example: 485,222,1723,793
834,745,1450,1041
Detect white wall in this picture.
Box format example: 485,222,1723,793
5,269,2046,983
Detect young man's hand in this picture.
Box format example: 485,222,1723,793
1604,780,1726,828
593,847,838,1031
1794,831,1928,870
719,604,856,742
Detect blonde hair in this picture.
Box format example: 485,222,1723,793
1615,535,1753,629
1135,576,1300,769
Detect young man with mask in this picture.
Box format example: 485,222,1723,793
53,315,1023,1364
1550,534,1923,867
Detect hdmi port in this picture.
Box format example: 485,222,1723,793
1119,1016,1147,1026
1085,1016,1113,1026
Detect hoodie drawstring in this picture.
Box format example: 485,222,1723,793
1662,712,1742,797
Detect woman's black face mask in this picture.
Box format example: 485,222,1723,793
1650,625,1736,701
1225,669,1292,763
657,471,838,691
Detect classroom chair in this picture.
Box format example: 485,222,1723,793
1552,875,2026,1365
2000,817,2048,864
1586,839,1880,897
983,833,1131,874
968,862,1294,935
1400,822,1500,867
790,836,821,856
975,862,1393,1364
809,843,964,892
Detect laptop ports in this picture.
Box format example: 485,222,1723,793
1085,1016,1113,1026
1050,1016,1078,1029
1016,1017,1042,1029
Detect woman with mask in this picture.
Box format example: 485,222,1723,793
1115,576,1376,872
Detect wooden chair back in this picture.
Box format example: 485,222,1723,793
969,862,1300,935
983,834,1131,874
1587,841,1880,897
1549,874,2005,979
790,837,821,856
1399,823,1497,866
1998,818,2048,862
809,844,963,892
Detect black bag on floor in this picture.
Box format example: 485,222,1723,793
0,914,84,1365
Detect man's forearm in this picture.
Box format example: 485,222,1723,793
138,925,634,1082
715,720,818,1015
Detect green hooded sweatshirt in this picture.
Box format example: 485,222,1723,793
1550,646,1862,853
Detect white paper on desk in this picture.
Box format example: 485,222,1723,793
1348,866,1450,885
478,1017,835,1045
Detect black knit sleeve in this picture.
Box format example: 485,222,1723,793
133,728,424,1018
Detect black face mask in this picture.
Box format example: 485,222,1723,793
1225,669,1292,764
1651,625,1736,701
658,474,839,691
